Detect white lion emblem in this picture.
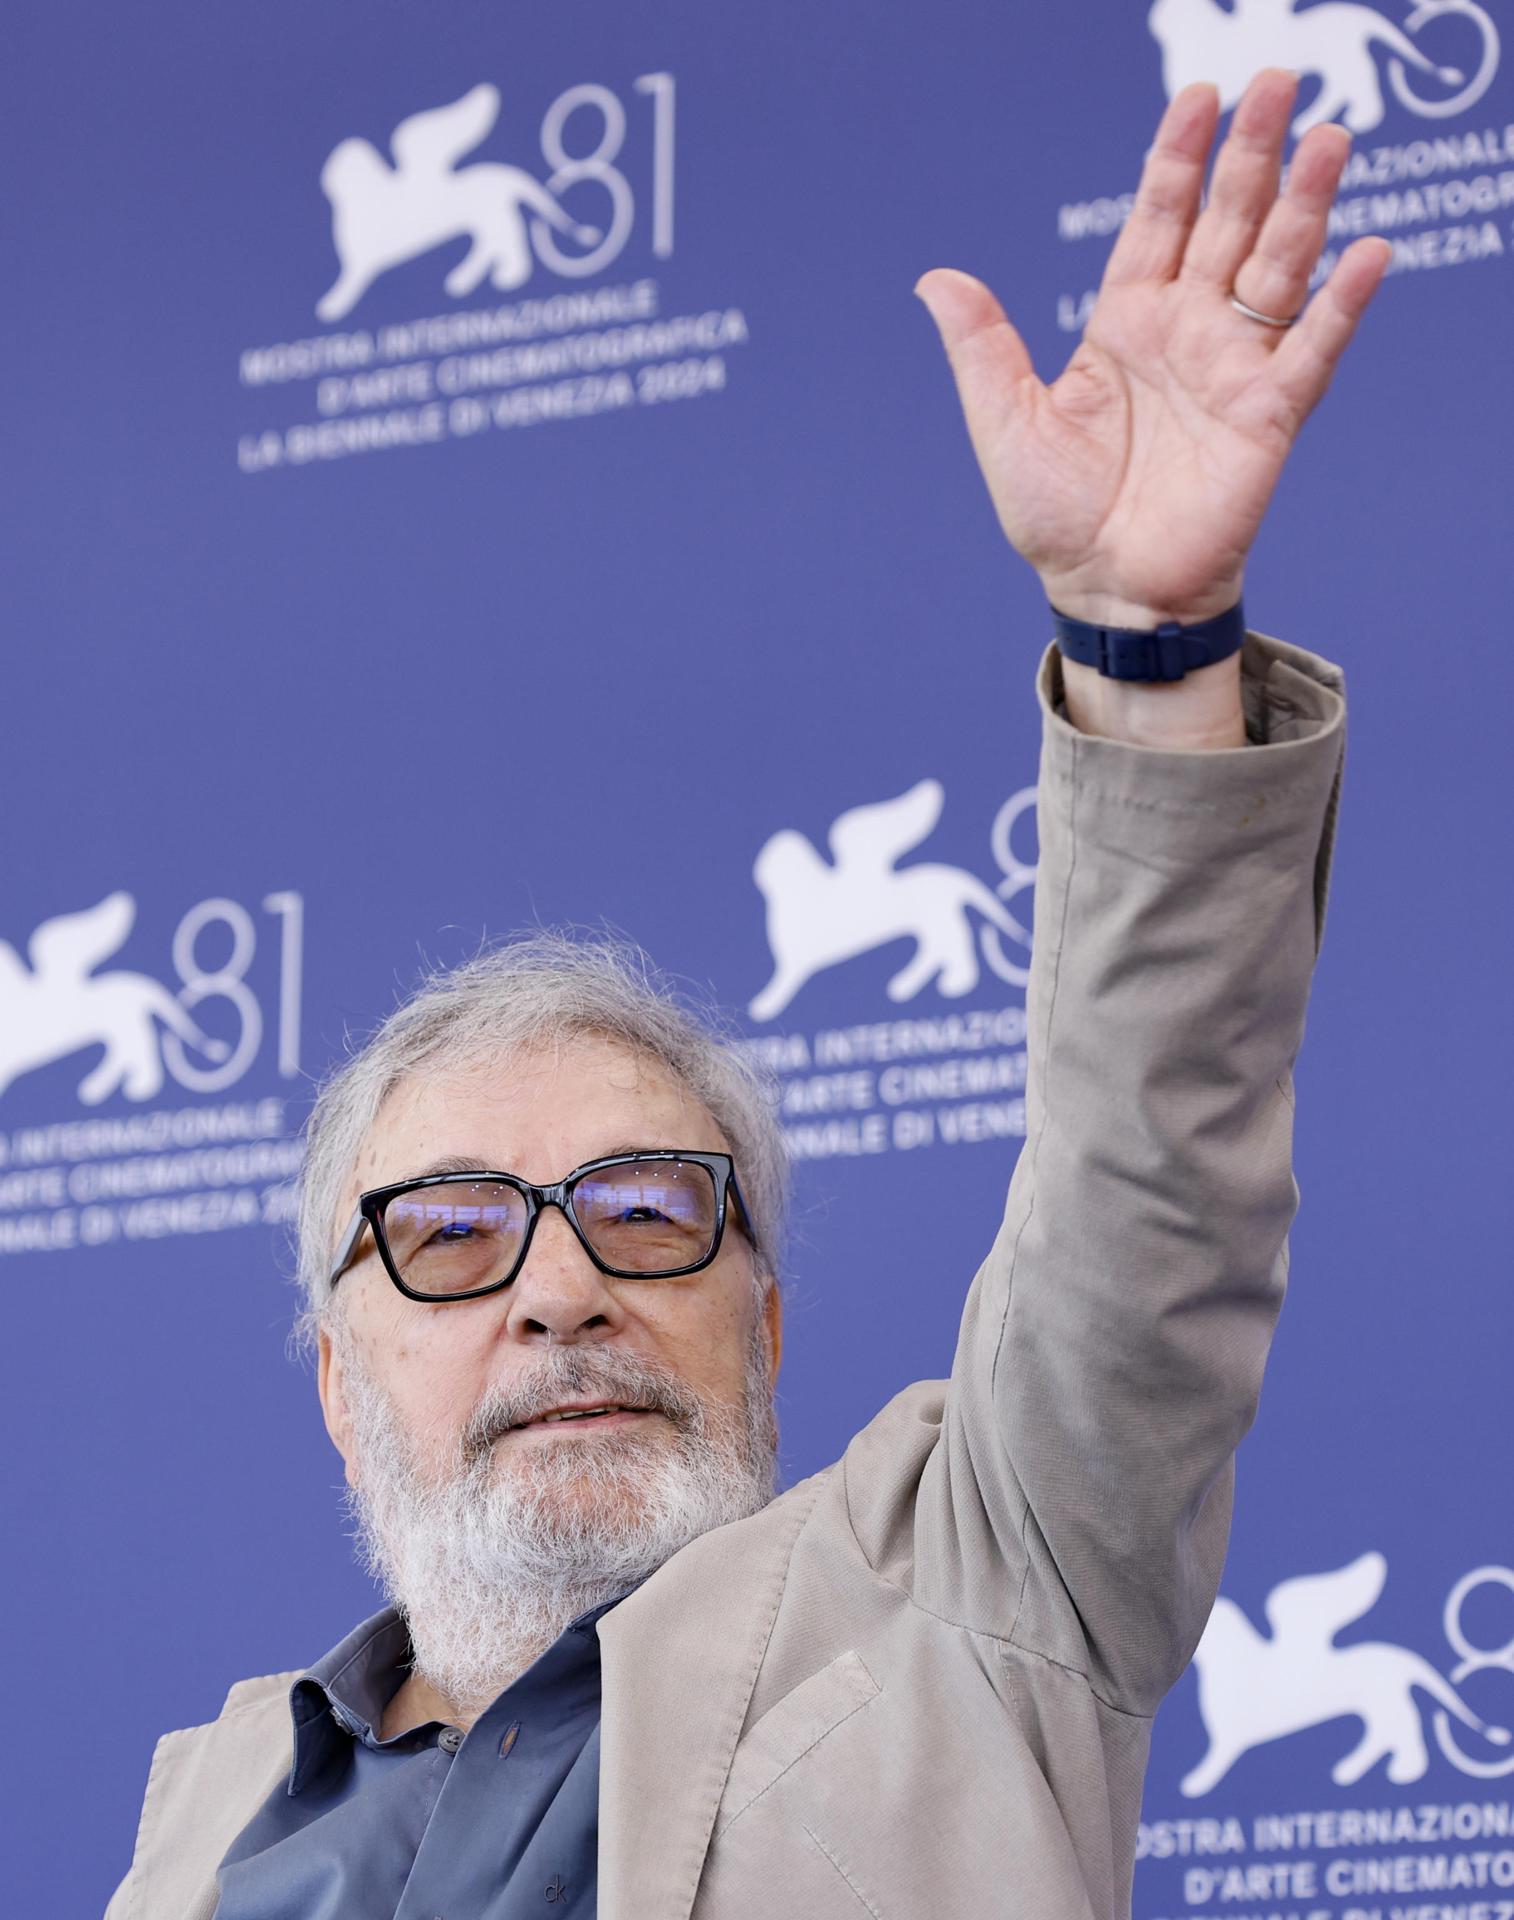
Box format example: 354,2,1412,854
1184,1552,1511,1795
748,780,1029,1023
0,894,227,1106
316,84,602,323
1148,0,1499,135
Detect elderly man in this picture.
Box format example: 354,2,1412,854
109,71,1387,1920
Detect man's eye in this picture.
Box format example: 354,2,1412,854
435,1222,477,1242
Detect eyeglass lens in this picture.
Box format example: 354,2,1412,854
380,1159,721,1296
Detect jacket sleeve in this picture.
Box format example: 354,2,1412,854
889,630,1345,1716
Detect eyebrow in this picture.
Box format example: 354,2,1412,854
403,1145,685,1183
409,1155,499,1180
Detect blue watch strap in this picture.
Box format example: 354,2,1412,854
1050,601,1247,682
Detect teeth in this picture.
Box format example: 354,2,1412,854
541,1405,619,1423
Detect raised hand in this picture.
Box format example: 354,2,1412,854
917,68,1389,739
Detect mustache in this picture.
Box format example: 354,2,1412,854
461,1346,711,1461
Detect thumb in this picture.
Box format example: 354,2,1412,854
915,268,1037,449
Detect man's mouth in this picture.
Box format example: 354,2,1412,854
506,1403,657,1435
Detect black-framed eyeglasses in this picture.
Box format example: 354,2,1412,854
328,1151,753,1303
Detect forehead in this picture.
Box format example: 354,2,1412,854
353,1034,730,1193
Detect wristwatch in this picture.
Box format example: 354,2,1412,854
1050,601,1247,683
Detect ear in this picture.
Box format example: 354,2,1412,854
760,1275,784,1386
316,1321,360,1490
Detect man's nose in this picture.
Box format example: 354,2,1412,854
500,1204,623,1346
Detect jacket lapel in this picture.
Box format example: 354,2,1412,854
121,1677,296,1919
596,1476,820,1920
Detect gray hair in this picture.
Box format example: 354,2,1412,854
292,931,787,1352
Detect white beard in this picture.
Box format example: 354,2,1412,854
334,1320,778,1720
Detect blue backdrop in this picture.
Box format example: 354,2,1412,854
6,1,1513,1910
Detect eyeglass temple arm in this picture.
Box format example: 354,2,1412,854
328,1208,369,1289
728,1169,759,1248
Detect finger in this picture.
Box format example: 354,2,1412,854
1232,122,1352,326
915,267,1039,449
1102,83,1220,287
1181,68,1299,289
1268,236,1391,421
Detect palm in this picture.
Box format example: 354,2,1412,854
999,287,1299,616
920,72,1390,627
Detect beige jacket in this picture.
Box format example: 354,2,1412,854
106,634,1345,1920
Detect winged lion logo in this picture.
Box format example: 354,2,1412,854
1149,0,1499,135
0,894,228,1107
317,84,603,322
749,780,1032,1023
1184,1551,1511,1795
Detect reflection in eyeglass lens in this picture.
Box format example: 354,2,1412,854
385,1182,528,1295
573,1160,718,1272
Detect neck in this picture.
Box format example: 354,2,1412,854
380,1665,461,1739
380,1613,571,1735
382,1580,615,1734
379,1660,522,1738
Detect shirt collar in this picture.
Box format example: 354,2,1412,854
286,1604,410,1795
284,1588,637,1796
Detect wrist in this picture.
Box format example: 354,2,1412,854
1042,575,1250,749
1036,572,1246,634
1059,650,1246,749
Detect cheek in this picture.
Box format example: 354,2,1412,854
649,1287,753,1392
356,1301,486,1430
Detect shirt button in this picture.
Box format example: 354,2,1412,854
438,1726,464,1755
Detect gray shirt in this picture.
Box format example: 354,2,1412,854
214,1595,627,1919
